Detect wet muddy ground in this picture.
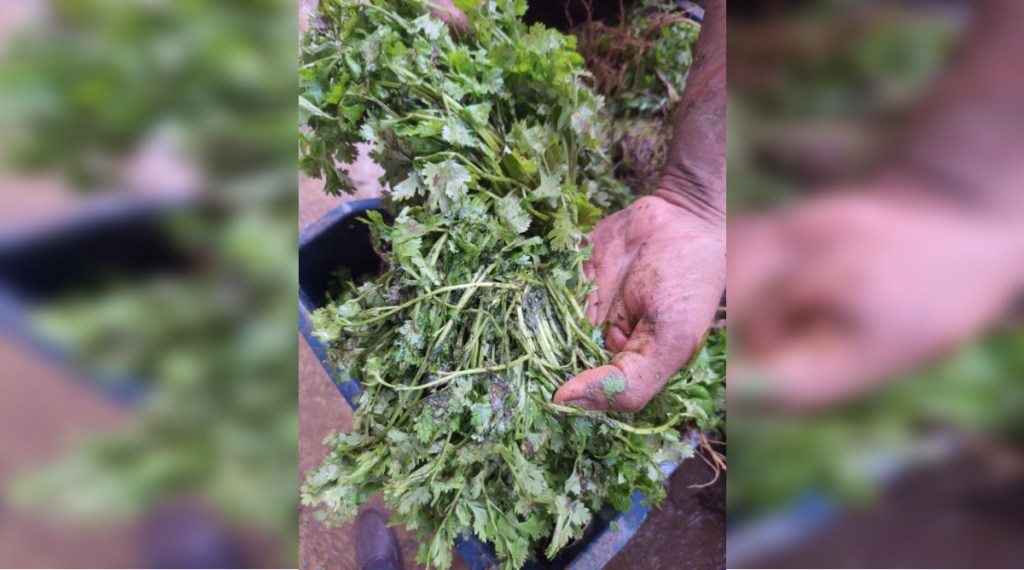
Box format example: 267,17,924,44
606,446,726,570
741,446,1024,568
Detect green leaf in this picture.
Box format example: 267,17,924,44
427,530,453,569
391,173,422,201
501,150,538,183
529,172,562,202
547,205,578,251
397,485,431,514
572,191,604,230
470,402,493,433
545,495,591,559
421,159,472,211
570,101,596,138
299,95,331,121
564,471,582,496
602,374,626,401
442,118,478,148
507,535,530,569
412,14,445,41
468,500,490,541
505,445,553,504
461,102,492,126
519,513,547,540
414,412,437,443
495,194,530,234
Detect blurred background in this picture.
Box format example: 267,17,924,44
727,0,1024,567
0,0,297,567
7,0,1024,567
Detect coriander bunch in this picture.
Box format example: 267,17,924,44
299,1,723,567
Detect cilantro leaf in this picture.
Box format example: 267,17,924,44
548,205,579,251
442,118,478,149
421,159,472,211
529,172,562,202
391,173,422,201
495,194,531,235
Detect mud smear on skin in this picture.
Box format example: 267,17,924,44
606,443,726,570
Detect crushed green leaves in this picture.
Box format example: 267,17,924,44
602,374,627,402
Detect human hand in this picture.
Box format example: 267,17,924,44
552,194,726,412
730,182,1024,409
551,0,726,413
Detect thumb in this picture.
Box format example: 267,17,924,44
553,313,691,413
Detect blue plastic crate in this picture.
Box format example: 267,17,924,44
0,198,192,405
298,198,688,569
0,197,293,568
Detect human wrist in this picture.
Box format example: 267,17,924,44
869,172,1024,284
652,180,726,227
654,0,726,228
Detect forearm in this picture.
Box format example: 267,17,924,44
655,0,726,225
893,0,1024,214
